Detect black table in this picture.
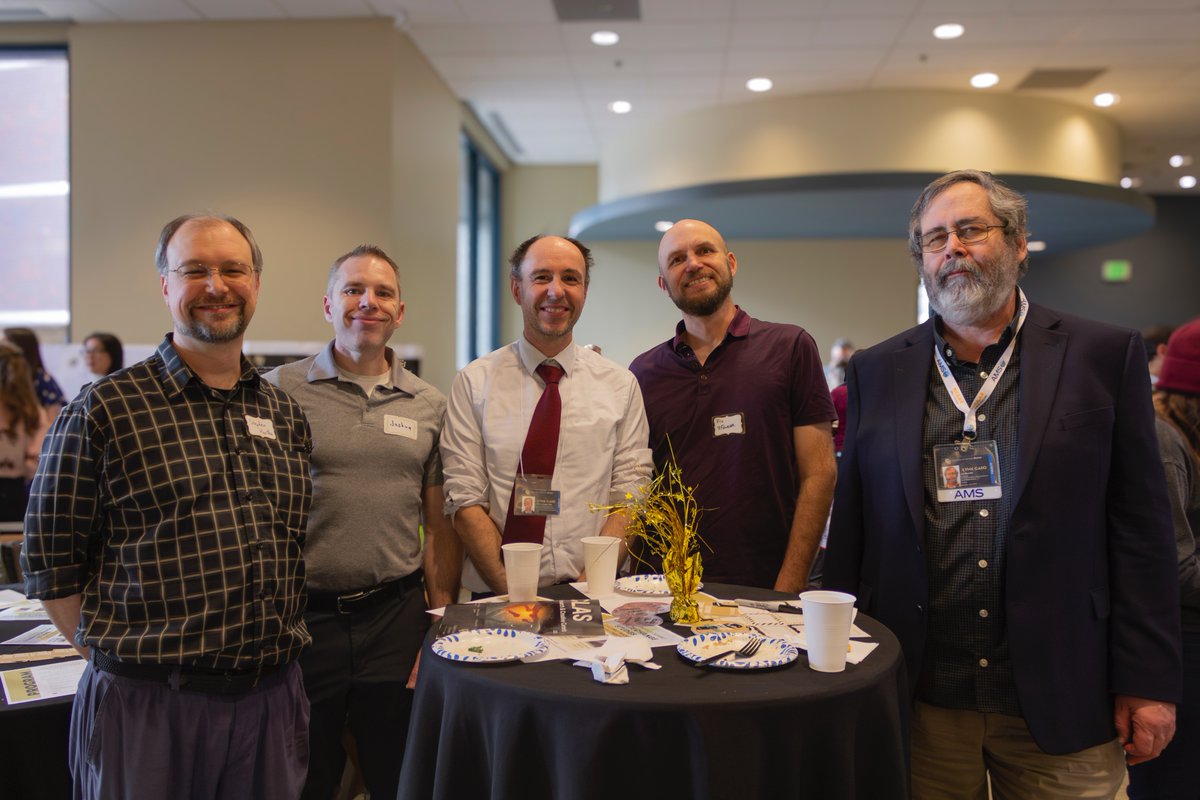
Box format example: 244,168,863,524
0,616,78,800
398,583,909,800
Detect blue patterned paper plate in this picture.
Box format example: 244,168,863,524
615,574,703,596
432,628,548,663
677,632,799,670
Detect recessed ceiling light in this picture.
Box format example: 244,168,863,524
746,77,773,93
1026,241,1047,252
1120,176,1143,189
591,30,619,46
1180,175,1198,189
1092,92,1119,108
970,72,999,89
933,23,964,40
1169,154,1192,168
654,220,674,233
608,100,632,115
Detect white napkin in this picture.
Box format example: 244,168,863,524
572,635,659,683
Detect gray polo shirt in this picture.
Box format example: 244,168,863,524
265,342,445,593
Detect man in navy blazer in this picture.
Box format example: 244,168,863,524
825,170,1181,799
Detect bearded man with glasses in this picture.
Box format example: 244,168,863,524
23,213,314,800
826,170,1182,799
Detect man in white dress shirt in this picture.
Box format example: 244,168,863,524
442,235,653,595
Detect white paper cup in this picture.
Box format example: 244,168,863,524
502,543,543,602
800,590,857,673
581,536,620,596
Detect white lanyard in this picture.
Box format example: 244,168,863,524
932,288,1028,441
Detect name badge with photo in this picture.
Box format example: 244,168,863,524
384,415,418,439
712,412,745,438
513,474,560,516
245,415,277,440
933,440,1002,502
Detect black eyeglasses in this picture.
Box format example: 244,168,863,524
919,224,1005,253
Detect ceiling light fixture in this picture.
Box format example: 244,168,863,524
746,77,773,93
608,100,632,115
1169,154,1192,168
591,30,619,46
1119,177,1143,189
1180,175,1198,189
654,220,674,233
933,23,964,40
970,72,999,89
1092,92,1119,107
1026,241,1047,252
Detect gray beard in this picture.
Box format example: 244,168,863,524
179,308,248,344
924,255,1018,327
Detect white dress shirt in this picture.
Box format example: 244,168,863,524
443,337,653,592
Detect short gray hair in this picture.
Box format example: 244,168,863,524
327,245,402,298
155,214,264,276
908,170,1029,275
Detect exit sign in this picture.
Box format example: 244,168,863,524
1102,260,1132,282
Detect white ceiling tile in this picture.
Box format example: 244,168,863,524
640,0,733,23
273,0,376,17
824,0,921,17
91,0,200,20
434,53,573,78
583,20,732,50
729,19,818,48
730,0,825,20
19,1,117,21
188,0,287,19
812,16,909,46
406,23,566,55
453,0,557,24
1070,11,1200,42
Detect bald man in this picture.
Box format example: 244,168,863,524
629,219,837,593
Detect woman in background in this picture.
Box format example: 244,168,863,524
82,331,124,378
1128,318,1200,800
0,344,49,522
2,327,65,421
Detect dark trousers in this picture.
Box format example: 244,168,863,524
69,661,309,800
1128,627,1200,800
299,583,429,800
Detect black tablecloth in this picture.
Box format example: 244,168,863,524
398,583,909,800
0,617,77,800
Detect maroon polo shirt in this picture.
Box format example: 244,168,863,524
630,308,835,588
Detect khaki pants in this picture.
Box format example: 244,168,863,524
911,701,1126,800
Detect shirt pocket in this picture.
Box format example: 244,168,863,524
1058,406,1114,431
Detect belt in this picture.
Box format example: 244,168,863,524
306,570,424,615
91,650,283,696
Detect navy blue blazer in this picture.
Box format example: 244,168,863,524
825,301,1182,755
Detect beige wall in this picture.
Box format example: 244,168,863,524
61,19,460,391
601,90,1123,202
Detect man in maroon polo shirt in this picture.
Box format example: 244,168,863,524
629,219,837,593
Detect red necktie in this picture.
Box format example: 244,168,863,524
502,363,565,545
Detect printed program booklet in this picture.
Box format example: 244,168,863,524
438,599,605,637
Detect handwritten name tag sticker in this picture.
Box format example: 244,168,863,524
712,412,745,438
245,415,277,440
384,415,418,440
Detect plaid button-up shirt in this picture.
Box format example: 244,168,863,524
22,335,313,669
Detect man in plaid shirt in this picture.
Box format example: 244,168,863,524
23,214,314,800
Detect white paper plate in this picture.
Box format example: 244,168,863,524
432,628,548,663
615,574,703,596
677,632,799,670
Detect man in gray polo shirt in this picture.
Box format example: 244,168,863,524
265,244,461,800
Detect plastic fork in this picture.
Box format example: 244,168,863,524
693,636,764,667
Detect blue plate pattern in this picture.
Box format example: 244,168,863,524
432,628,548,663
615,574,704,595
677,632,799,670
